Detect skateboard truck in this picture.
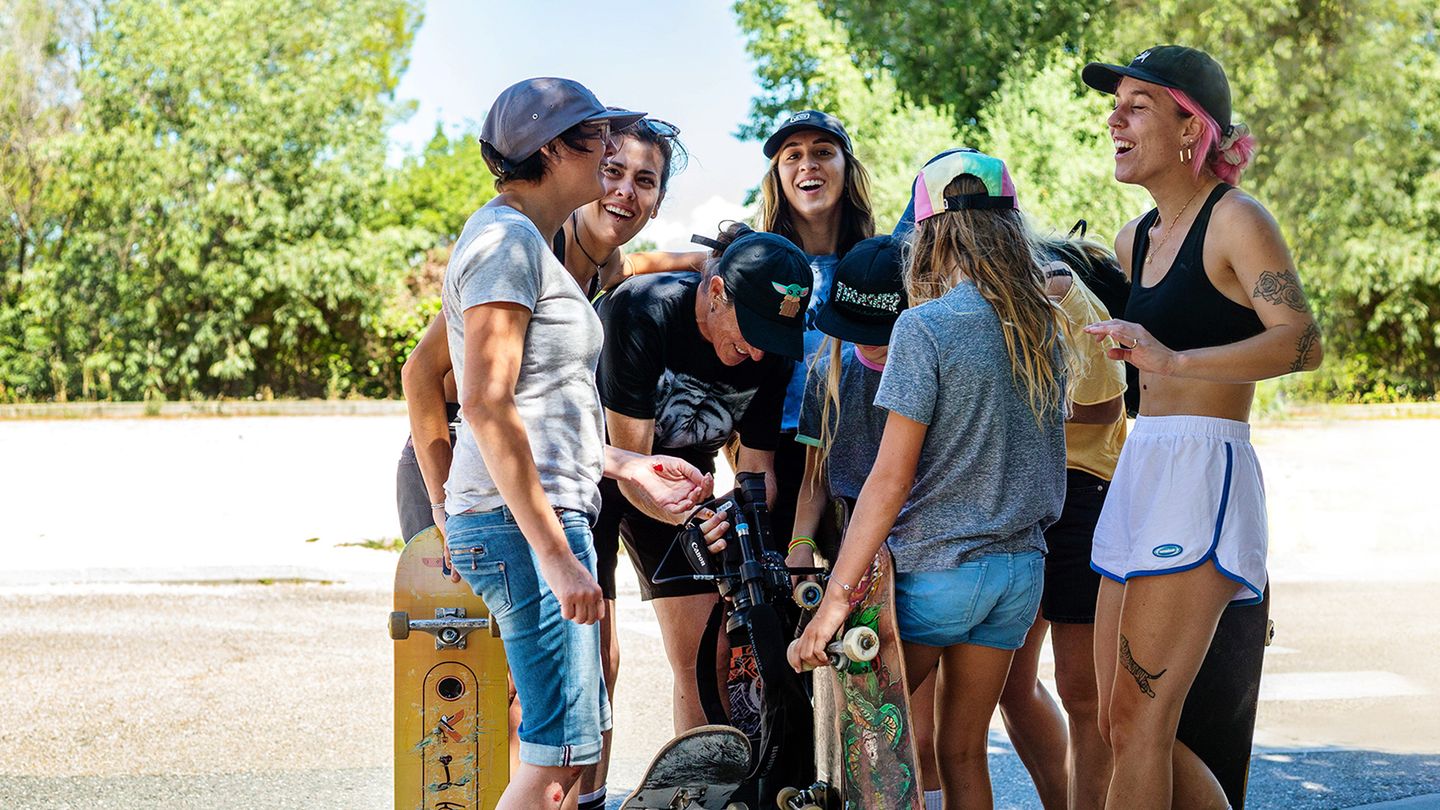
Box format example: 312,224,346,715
388,607,499,650
790,626,880,672
776,783,835,810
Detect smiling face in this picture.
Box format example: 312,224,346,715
578,134,665,249
549,122,618,210
1107,77,1202,186
701,275,765,366
775,130,847,223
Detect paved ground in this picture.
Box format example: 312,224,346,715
2,411,1438,808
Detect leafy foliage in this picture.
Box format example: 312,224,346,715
0,0,467,401
737,0,1440,399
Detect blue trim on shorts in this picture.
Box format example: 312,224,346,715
1090,442,1263,604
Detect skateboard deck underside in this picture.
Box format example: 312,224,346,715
621,725,751,810
393,527,509,810
1179,586,1271,810
813,545,921,810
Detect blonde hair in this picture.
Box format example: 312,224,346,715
803,336,847,499
902,174,1071,425
757,142,876,257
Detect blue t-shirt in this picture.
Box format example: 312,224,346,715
782,253,838,431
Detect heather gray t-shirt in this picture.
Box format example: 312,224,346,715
874,282,1066,573
442,205,606,517
797,344,887,502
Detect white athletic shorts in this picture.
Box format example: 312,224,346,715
1091,415,1267,604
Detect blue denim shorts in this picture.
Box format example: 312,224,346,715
894,550,1045,650
445,505,612,767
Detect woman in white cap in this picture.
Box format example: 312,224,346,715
1079,46,1323,806
437,76,715,807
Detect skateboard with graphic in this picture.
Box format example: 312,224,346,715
782,500,921,810
621,724,752,810
390,526,509,810
1179,586,1274,809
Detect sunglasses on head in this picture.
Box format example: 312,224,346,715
641,118,681,138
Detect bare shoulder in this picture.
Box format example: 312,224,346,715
1212,187,1283,239
1114,214,1146,280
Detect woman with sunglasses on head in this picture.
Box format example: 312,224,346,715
1079,46,1322,807
755,111,877,544
791,150,1070,807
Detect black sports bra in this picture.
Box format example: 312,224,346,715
1125,184,1264,352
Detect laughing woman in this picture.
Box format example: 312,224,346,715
1079,47,1322,807
756,111,876,542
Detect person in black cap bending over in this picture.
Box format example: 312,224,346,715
1079,46,1323,807
595,222,812,734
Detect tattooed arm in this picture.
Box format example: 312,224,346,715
1087,192,1323,382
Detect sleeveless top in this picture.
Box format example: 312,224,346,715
1126,184,1264,351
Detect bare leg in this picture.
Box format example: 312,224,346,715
998,615,1069,810
931,642,1018,808
576,599,620,806
1050,620,1111,810
651,592,726,732
909,668,940,794
498,763,582,810
1104,564,1235,809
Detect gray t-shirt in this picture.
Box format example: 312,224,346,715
797,344,887,502
874,282,1066,573
442,205,606,517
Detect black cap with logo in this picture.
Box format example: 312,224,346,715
708,227,813,359
815,235,908,346
762,110,853,159
1082,45,1233,135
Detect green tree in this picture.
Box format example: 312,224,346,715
9,0,428,401
377,122,496,244
817,0,1107,128
734,0,961,228
756,0,1440,398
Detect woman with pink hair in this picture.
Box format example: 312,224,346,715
1080,46,1323,807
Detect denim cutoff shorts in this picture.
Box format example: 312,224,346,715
445,505,612,767
894,550,1044,650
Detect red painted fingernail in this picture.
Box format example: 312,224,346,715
653,463,665,472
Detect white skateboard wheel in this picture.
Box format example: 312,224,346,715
841,626,879,663
793,581,824,609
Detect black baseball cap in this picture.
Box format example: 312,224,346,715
762,110,853,159
480,77,646,173
712,229,813,359
815,235,908,346
1082,46,1233,134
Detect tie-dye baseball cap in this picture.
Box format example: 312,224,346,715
910,148,1017,224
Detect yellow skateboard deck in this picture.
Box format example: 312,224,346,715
391,526,509,810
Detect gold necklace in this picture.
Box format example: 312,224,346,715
1145,184,1207,270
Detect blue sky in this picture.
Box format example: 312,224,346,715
389,0,772,250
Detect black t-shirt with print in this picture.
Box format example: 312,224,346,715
597,272,790,473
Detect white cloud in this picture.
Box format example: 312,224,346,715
633,195,757,252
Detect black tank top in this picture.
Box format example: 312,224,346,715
1126,184,1264,351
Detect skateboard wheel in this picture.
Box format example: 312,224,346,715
775,786,800,807
793,581,823,609
841,626,879,663
725,804,748,810
1266,619,1275,647
388,611,409,640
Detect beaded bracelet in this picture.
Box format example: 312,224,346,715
430,502,446,510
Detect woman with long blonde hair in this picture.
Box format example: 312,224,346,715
790,149,1070,807
754,111,876,545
